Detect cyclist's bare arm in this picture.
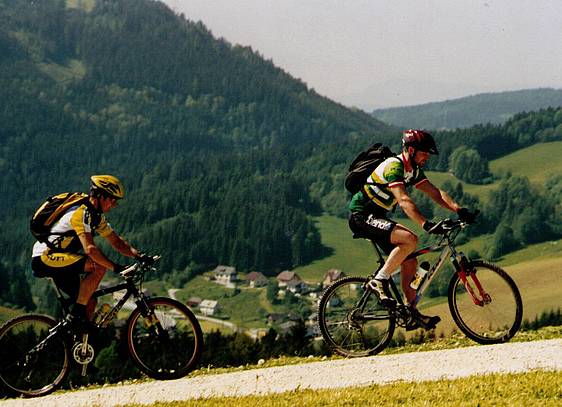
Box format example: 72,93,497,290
417,180,461,213
104,231,139,258
78,232,121,271
390,184,427,227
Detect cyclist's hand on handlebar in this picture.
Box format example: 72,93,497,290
113,264,127,274
135,251,154,264
457,208,479,224
423,220,448,235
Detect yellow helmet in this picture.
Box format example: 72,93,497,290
90,175,125,199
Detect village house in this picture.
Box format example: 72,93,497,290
322,269,345,288
212,265,238,288
186,296,202,308
199,299,219,316
286,278,306,294
276,270,301,288
245,271,269,288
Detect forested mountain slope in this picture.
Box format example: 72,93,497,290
0,0,393,290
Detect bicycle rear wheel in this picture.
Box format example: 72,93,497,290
449,260,522,344
318,276,395,357
127,297,203,379
0,314,69,397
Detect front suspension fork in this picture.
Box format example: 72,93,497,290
456,259,490,306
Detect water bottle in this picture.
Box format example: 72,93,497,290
93,303,111,325
410,261,430,290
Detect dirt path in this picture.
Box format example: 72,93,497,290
2,339,561,407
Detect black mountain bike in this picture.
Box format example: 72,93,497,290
0,255,203,397
318,218,523,357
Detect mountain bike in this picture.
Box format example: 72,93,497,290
317,217,523,357
0,255,203,397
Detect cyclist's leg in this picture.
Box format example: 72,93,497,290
401,258,417,304
349,213,416,305
34,252,86,302
379,224,418,280
77,259,106,319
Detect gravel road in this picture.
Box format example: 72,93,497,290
2,339,561,407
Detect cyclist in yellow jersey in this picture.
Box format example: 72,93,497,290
348,130,477,330
31,175,145,329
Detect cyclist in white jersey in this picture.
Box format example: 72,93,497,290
348,130,477,330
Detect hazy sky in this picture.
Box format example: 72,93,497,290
163,0,562,110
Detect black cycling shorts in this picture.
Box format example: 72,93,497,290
349,212,397,255
32,253,87,301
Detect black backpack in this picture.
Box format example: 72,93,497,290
30,192,89,247
344,143,395,193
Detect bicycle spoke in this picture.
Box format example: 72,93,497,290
0,315,69,397
449,261,522,344
318,276,395,357
127,298,202,380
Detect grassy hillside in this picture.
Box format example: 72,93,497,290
292,215,377,281
426,140,562,201
489,141,562,184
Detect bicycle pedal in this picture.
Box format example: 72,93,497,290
379,298,397,308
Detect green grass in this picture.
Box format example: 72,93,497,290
427,141,562,201
124,370,562,406
38,59,86,84
173,275,289,329
293,215,379,281
426,171,496,202
490,141,562,184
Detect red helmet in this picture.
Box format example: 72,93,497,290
402,130,439,154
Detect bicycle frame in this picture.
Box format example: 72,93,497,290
368,220,488,309
92,279,146,328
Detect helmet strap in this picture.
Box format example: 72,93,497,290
89,192,103,212
408,147,420,169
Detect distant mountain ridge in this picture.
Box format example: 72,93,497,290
372,88,562,130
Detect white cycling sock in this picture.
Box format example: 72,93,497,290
374,269,391,280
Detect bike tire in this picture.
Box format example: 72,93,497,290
448,260,523,344
126,297,203,380
318,276,395,357
0,314,70,397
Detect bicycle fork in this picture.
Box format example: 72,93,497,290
455,257,490,306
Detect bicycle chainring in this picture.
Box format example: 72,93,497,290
72,342,95,365
393,305,411,328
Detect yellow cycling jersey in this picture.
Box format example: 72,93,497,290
32,203,113,257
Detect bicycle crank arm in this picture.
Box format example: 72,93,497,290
81,334,89,376
72,334,95,376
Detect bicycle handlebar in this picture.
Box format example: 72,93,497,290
120,255,160,279
433,210,480,235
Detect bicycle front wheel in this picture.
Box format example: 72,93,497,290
0,314,70,397
318,276,395,357
449,260,523,344
127,297,203,380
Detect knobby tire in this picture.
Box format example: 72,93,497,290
126,297,203,379
318,276,395,357
448,260,522,344
0,314,70,397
